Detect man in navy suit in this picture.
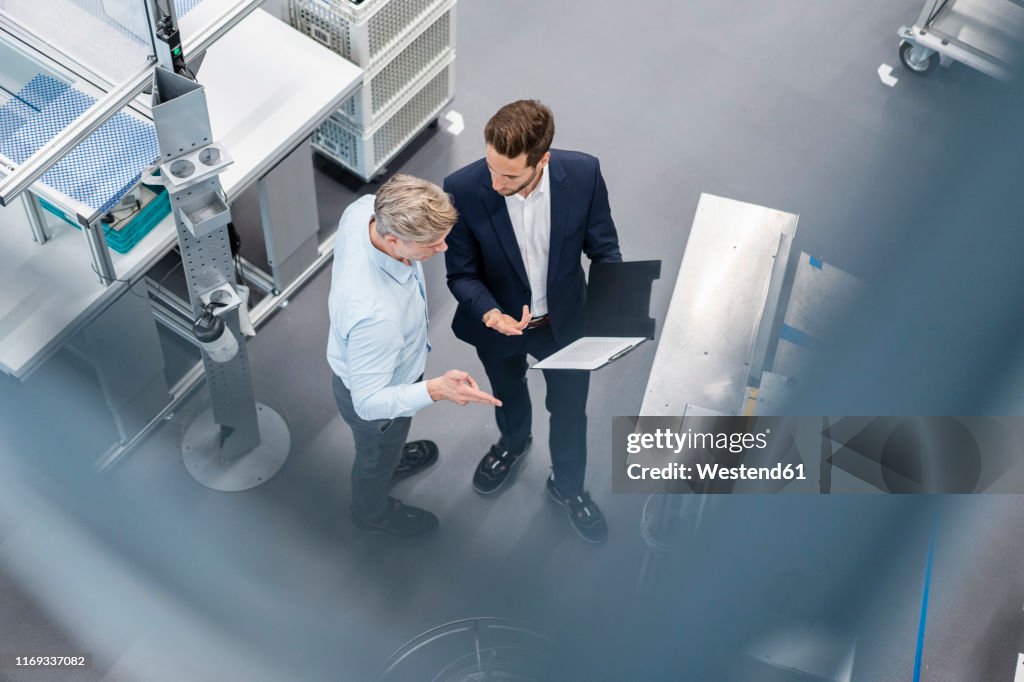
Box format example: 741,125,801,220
444,100,622,543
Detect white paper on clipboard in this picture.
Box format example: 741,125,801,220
531,337,646,371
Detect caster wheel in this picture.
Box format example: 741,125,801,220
899,40,937,75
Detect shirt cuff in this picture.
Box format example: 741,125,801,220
410,379,434,411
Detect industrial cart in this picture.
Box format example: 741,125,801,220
898,0,1024,79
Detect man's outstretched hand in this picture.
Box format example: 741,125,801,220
482,305,532,336
427,370,502,406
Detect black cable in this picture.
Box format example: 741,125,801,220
228,221,247,287
89,262,147,298
88,250,182,300
100,199,141,225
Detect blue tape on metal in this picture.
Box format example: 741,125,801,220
913,525,938,682
809,255,824,269
779,324,816,349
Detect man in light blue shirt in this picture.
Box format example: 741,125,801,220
328,174,500,538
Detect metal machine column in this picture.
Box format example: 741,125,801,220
151,64,288,492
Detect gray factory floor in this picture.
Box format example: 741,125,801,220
2,0,1024,680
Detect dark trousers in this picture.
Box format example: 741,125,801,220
477,324,590,497
332,373,412,521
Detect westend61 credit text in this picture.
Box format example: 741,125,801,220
626,460,806,481
623,427,805,482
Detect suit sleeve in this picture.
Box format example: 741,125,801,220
444,177,502,322
583,159,623,264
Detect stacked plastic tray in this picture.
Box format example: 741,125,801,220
289,0,456,180
39,190,171,255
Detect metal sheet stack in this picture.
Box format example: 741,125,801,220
289,0,456,180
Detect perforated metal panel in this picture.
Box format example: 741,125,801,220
170,178,236,310
152,68,258,439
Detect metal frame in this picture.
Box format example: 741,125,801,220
1,2,354,475
0,0,266,291
0,3,361,382
0,0,264,211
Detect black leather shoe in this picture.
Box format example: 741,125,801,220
546,475,608,544
392,440,438,480
352,497,439,538
472,436,532,495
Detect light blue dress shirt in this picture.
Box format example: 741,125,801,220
327,195,433,421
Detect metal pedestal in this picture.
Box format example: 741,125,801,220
182,402,290,492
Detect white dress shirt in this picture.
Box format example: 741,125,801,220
504,166,551,317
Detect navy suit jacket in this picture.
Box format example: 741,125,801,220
444,149,622,358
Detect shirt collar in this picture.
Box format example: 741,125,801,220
508,165,549,202
364,218,415,284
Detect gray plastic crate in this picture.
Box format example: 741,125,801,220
313,55,455,180
289,0,448,67
334,4,454,128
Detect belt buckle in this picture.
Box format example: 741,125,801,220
526,315,549,330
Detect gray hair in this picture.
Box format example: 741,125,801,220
373,174,458,243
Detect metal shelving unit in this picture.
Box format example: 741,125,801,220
289,0,457,180
898,0,1024,79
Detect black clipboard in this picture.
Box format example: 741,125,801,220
532,260,661,371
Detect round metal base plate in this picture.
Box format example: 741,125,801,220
182,403,290,492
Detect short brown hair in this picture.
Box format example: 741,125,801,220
373,174,458,244
484,100,554,167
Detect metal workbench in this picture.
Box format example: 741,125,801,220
0,8,362,380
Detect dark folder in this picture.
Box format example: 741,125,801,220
532,260,661,371
584,260,662,339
